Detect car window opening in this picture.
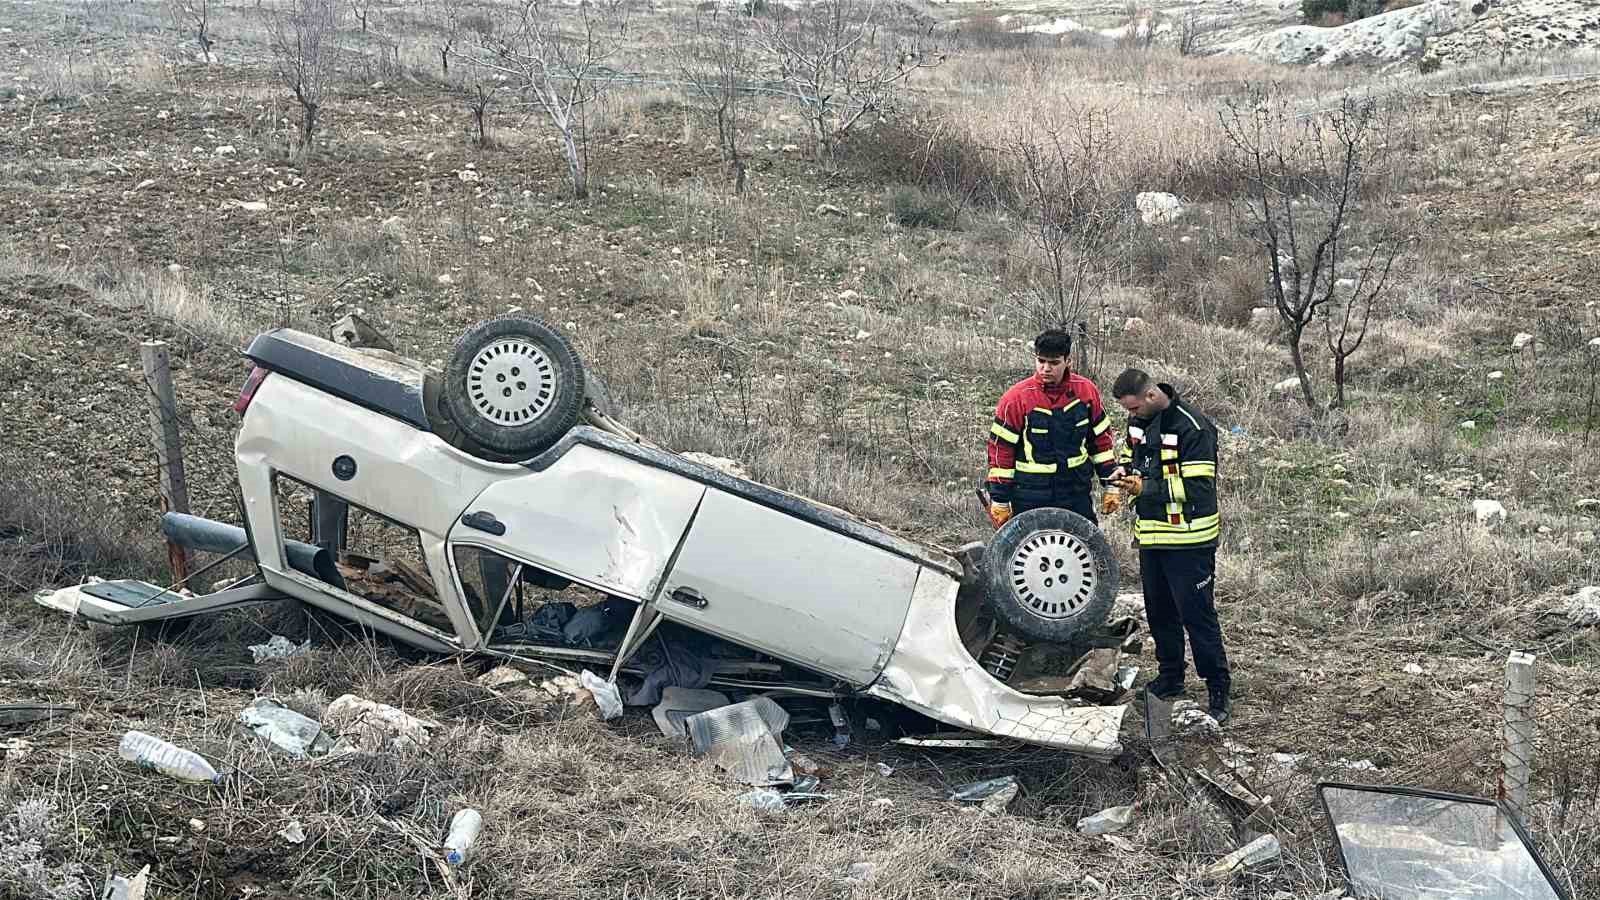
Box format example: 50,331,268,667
272,473,455,635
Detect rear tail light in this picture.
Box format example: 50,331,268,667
232,366,269,415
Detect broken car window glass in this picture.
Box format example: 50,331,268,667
1319,783,1567,900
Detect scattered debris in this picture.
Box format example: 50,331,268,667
1202,834,1281,881
875,762,895,777
785,749,832,777
188,818,205,833
815,203,847,217
579,670,623,720
681,452,751,480
651,687,730,738
980,780,1020,814
736,787,788,813
101,864,151,900
1403,662,1425,675
538,675,585,698
442,808,483,866
476,665,532,691
278,820,307,844
1174,704,1222,734
1512,332,1534,351
322,694,438,755
239,697,334,758
871,798,893,808
118,730,220,783
686,697,793,786
1077,805,1134,835
1,738,34,761
950,775,1017,803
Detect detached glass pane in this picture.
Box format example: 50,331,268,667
1320,784,1565,900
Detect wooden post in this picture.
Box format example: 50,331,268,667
1499,650,1537,821
140,341,192,584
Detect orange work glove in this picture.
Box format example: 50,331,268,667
1117,474,1144,497
1101,487,1123,515
988,502,1014,528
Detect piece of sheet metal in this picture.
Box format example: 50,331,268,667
866,570,1126,758
685,696,794,786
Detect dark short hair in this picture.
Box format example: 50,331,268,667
1033,329,1072,359
1112,368,1154,399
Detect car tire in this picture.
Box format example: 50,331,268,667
443,313,584,458
981,507,1118,643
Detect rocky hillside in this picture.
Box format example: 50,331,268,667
1214,0,1600,68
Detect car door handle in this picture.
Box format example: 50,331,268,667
669,586,708,610
461,510,505,536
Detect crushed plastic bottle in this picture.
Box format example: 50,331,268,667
118,730,220,783
442,808,483,866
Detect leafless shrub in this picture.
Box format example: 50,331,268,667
168,0,214,62
1005,107,1130,335
477,0,631,199
754,0,944,159
262,0,342,155
1220,89,1420,411
670,6,755,189
349,0,373,33
424,0,464,76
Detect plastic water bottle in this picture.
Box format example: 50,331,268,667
118,730,220,783
442,809,483,866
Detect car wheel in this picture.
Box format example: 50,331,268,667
443,313,584,458
981,507,1117,643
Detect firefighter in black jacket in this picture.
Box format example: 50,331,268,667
1109,368,1232,725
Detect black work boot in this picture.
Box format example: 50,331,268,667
1207,682,1233,726
1146,673,1184,701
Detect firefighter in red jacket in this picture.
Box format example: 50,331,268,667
985,329,1118,527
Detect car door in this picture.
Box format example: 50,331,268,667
652,488,920,687
449,441,706,617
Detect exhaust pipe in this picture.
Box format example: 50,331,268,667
161,512,344,589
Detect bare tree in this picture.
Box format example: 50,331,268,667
426,0,464,76
476,0,629,199
349,0,372,32
755,0,943,159
1219,89,1417,411
170,0,214,62
1007,109,1129,339
670,7,754,191
263,0,341,155
1178,10,1209,56
464,67,500,149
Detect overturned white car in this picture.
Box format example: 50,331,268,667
38,315,1132,758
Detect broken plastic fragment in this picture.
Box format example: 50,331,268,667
240,698,334,758
1077,805,1134,835
101,864,151,900
1202,834,1280,880
736,788,787,813
950,775,1017,802
278,820,306,844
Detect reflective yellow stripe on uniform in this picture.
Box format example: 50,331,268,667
1137,513,1220,534
991,422,1020,444
1138,524,1221,546
1168,474,1186,503
1016,461,1058,474
1092,417,1111,436
1090,449,1116,464
1064,451,1089,468
1180,461,1215,478
988,467,1015,480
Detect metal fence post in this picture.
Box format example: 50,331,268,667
140,340,192,584
1499,650,1537,821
